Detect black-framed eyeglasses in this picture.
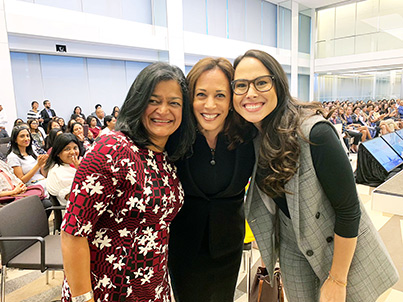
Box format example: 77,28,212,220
231,75,275,95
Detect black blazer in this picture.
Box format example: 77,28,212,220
168,133,255,265
40,108,56,131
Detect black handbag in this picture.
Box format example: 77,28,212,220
250,267,284,302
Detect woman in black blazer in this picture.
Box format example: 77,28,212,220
168,58,255,302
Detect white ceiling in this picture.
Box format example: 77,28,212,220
268,0,350,9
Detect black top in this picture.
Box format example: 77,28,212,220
267,122,361,238
169,131,255,261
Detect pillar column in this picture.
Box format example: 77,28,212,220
0,0,17,134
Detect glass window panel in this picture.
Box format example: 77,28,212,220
317,7,335,41
356,0,379,35
279,7,291,50
40,55,90,121
261,1,277,47
125,61,150,88
10,52,44,119
183,0,206,34
207,0,226,37
87,58,127,114
35,0,82,11
299,14,311,54
316,40,335,58
228,0,245,41
377,31,403,51
298,74,310,102
121,0,152,24
153,0,167,27
334,37,355,56
355,33,377,54
246,0,261,44
82,0,122,19
335,3,356,38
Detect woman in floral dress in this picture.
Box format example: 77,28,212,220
61,62,195,302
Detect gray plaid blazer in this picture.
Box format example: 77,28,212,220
245,114,398,301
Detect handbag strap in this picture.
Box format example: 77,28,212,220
257,279,264,302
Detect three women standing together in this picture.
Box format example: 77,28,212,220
61,51,398,302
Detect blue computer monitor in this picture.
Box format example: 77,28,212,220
362,137,403,172
382,132,403,158
396,129,403,139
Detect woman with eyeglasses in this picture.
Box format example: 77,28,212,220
232,49,398,302
28,119,46,149
168,58,255,302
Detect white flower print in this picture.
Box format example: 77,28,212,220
94,202,104,212
112,177,118,186
126,168,137,185
126,196,146,212
126,286,133,297
105,254,117,264
112,257,125,271
143,186,152,196
90,181,104,196
118,228,130,237
162,175,169,187
148,149,154,157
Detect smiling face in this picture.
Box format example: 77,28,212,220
192,68,231,136
58,142,80,165
16,129,31,149
142,80,183,149
72,124,83,136
233,57,278,128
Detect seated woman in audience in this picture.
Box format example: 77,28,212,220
86,115,101,139
13,118,24,127
0,159,27,198
45,128,63,153
47,119,61,134
329,108,362,153
57,117,67,133
353,106,375,139
45,133,80,206
345,106,370,142
70,122,92,157
0,158,52,211
28,119,46,149
71,106,86,121
111,106,120,118
6,126,48,189
99,115,116,136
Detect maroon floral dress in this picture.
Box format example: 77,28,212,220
61,131,184,302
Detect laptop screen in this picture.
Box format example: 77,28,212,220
362,137,403,172
382,132,403,158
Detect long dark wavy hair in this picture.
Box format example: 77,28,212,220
186,57,255,150
116,62,195,161
7,126,37,160
234,49,324,197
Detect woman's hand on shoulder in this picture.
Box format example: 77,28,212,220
320,278,346,302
